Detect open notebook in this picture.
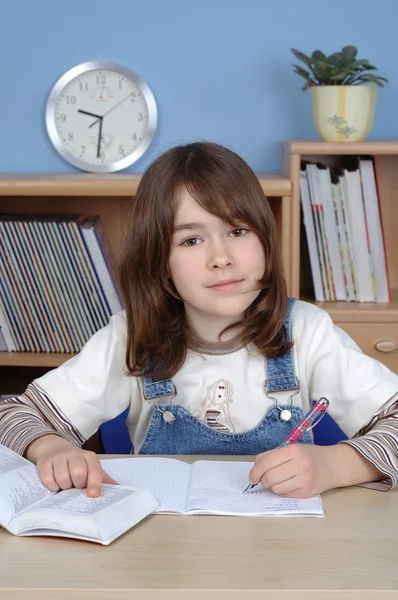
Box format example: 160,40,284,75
101,457,325,517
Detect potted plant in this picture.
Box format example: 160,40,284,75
291,45,388,142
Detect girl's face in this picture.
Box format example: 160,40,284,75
169,187,266,339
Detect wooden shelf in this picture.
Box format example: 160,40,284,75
303,297,398,323
284,140,398,156
0,353,74,368
0,174,291,197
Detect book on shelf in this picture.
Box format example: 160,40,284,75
100,456,325,517
359,158,391,303
300,157,390,303
0,214,124,353
0,443,159,545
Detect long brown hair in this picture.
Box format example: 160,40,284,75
119,141,291,379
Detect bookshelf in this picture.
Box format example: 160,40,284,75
0,174,292,393
283,141,398,372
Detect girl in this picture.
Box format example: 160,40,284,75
1,142,398,499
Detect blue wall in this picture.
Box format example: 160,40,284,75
2,0,397,173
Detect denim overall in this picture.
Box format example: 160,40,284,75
139,298,312,455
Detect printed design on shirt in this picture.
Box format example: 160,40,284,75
197,378,235,433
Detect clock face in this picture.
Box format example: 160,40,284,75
46,61,158,173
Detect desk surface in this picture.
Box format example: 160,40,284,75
1,455,398,599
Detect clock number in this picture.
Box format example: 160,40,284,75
99,151,106,160
118,145,124,155
59,114,66,122
96,74,106,85
137,112,143,121
130,92,137,102
119,79,123,90
66,96,76,105
80,145,86,155
68,133,74,141
79,82,89,92
132,133,137,141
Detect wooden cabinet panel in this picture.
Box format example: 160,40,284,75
336,322,398,373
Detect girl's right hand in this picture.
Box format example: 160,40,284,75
36,447,118,497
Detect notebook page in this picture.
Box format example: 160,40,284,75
187,461,324,516
100,457,190,513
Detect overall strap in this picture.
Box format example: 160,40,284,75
143,360,176,400
265,297,299,393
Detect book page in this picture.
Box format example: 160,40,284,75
101,457,191,513
187,461,324,517
9,485,158,543
0,444,54,524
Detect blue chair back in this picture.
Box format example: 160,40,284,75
312,412,347,445
99,408,132,454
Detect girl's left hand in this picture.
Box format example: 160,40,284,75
248,444,342,498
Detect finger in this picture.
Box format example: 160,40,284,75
52,452,73,490
249,447,292,484
38,459,60,492
260,460,297,489
84,452,106,497
265,475,303,497
66,454,90,489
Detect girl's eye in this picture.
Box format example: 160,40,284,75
230,227,249,237
182,237,201,247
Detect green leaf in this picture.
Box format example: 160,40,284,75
341,45,358,63
313,60,328,71
329,72,350,82
311,50,327,63
326,52,343,67
292,65,312,79
353,59,372,68
290,48,313,67
356,74,389,87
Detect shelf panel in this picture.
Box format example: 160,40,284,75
301,293,398,324
0,174,291,198
0,353,75,368
285,140,398,156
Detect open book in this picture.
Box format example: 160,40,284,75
101,457,325,517
0,444,158,545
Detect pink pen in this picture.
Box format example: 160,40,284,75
243,397,330,493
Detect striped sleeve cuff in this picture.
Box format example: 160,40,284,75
340,438,395,491
0,382,84,456
339,397,398,491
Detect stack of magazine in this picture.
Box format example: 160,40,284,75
300,157,390,303
0,214,123,353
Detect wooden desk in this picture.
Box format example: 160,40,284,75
1,455,398,599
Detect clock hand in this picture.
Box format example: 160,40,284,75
78,108,103,120
97,116,103,158
89,92,135,128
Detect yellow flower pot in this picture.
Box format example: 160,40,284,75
312,85,376,142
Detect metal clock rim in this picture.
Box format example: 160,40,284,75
45,60,158,173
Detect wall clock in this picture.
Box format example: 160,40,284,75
45,61,158,173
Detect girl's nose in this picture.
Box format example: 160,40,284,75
207,243,234,269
